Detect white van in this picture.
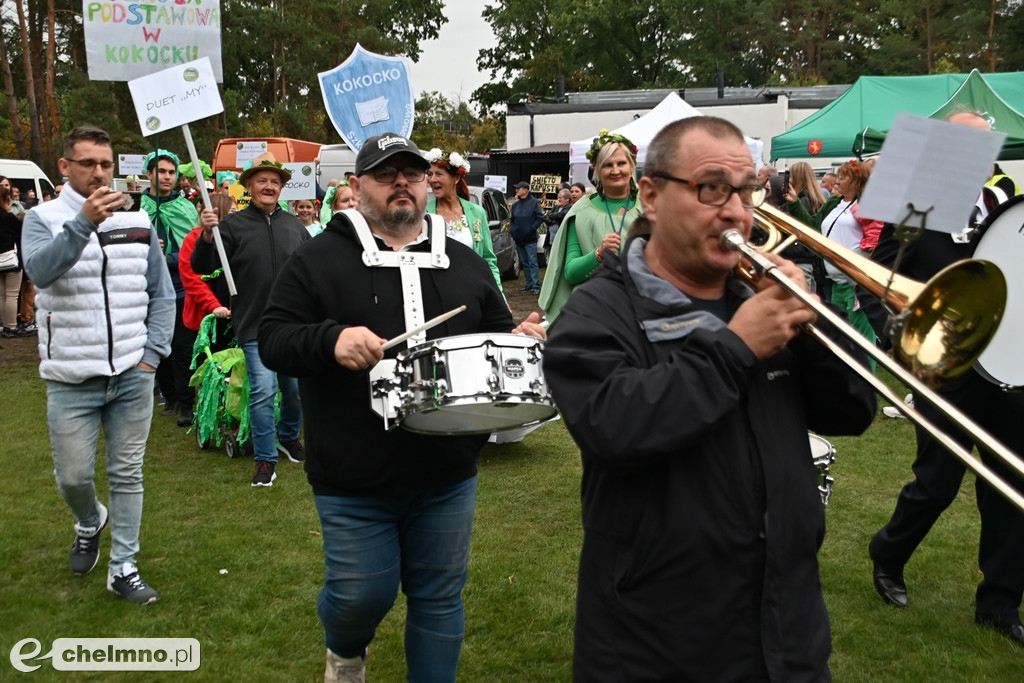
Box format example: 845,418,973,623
316,143,357,191
0,159,56,207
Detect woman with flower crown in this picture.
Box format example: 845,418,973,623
785,159,882,353
424,148,503,292
539,130,643,326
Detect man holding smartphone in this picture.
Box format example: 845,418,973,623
21,125,173,604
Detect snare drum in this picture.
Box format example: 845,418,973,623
973,194,1024,390
808,433,836,506
393,333,558,435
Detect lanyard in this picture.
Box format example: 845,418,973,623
604,197,633,235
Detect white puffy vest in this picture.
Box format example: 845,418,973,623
33,192,155,383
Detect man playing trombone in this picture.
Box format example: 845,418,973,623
543,116,876,681
869,110,1024,646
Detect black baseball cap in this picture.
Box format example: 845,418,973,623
355,133,430,176
514,181,531,189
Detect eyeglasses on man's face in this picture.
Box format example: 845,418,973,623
64,158,115,171
652,172,767,209
363,166,426,184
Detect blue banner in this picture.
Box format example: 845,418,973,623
318,44,415,152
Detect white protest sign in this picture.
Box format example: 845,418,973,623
484,175,507,194
117,154,146,176
82,0,224,82
280,163,317,201
858,112,1005,234
127,58,223,136
235,141,269,167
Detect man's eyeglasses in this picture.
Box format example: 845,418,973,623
64,158,115,171
363,166,426,184
652,172,767,209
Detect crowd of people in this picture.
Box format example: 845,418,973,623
7,111,1024,682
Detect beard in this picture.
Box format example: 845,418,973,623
362,190,424,238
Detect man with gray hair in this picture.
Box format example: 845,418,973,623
543,116,875,680
542,187,572,253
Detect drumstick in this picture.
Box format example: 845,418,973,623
382,305,467,351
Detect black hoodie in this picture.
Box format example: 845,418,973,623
258,212,514,496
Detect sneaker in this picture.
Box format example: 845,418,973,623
70,503,109,576
107,562,159,604
17,321,37,335
325,647,367,683
277,439,306,463
883,393,913,419
1,327,17,338
251,461,277,487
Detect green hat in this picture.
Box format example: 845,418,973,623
238,153,292,185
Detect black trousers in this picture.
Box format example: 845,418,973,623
870,369,1024,620
156,297,197,409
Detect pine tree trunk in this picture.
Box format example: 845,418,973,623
15,0,44,163
0,0,27,158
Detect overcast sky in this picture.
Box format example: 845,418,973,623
407,0,498,103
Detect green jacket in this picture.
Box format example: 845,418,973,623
539,194,641,327
426,196,503,293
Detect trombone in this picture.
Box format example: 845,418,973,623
720,204,1024,512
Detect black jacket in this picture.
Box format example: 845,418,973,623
191,203,309,344
258,212,513,496
543,238,875,682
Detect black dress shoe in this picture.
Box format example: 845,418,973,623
976,616,1024,646
872,562,908,607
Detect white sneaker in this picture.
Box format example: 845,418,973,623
882,406,907,419
325,647,366,683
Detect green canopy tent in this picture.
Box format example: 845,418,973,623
770,71,1024,160
852,70,1024,160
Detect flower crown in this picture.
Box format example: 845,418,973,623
586,129,638,165
424,148,470,177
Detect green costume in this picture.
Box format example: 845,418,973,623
539,193,642,327
141,193,200,256
426,196,503,293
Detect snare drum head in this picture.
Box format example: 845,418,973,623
398,333,557,435
974,194,1024,388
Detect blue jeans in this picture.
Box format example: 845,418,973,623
243,340,302,463
314,477,478,683
46,366,155,574
516,241,539,290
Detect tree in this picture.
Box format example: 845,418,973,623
411,91,505,154
475,0,1024,104
0,0,447,171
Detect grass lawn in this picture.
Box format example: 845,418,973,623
1,333,1022,681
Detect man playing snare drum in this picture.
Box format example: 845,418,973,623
258,133,545,682
542,116,875,681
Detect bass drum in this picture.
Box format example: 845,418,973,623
973,194,1024,390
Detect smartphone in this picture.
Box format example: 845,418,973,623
782,170,790,196
114,191,142,211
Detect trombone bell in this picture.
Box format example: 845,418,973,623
753,204,1006,385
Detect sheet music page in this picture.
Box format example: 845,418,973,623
858,112,1006,234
